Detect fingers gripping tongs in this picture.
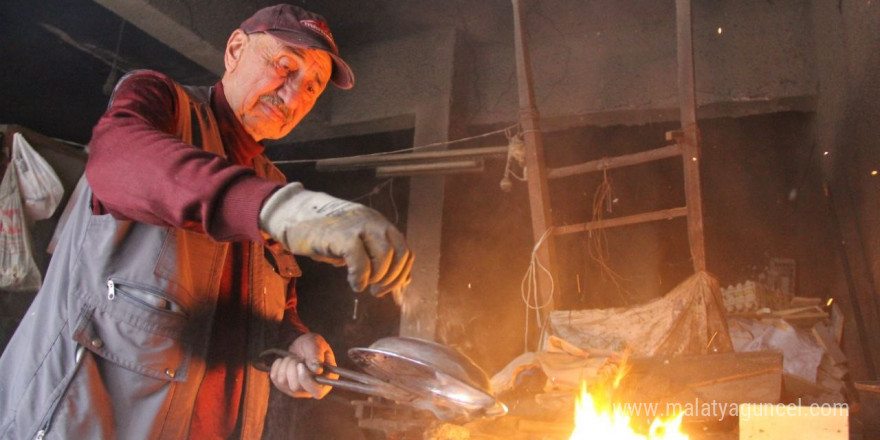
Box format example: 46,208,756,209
254,348,416,402
254,337,508,422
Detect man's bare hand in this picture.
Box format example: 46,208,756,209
269,333,337,399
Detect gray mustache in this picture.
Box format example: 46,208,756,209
259,95,291,120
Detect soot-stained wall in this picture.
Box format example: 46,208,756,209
434,112,834,375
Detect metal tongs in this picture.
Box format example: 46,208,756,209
255,348,416,403
255,337,508,422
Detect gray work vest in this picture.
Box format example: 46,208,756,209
0,73,300,440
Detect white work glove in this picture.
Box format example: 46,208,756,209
259,183,413,298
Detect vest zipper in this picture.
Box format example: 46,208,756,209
106,278,185,315
34,344,86,439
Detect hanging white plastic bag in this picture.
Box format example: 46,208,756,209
13,133,64,221
0,160,42,290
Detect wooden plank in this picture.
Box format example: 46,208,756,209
675,0,707,273
553,207,688,236
775,305,824,316
512,0,557,313
790,297,823,308
728,307,829,328
819,356,849,380
812,322,848,365
739,403,848,440
783,373,833,398
613,351,783,421
546,144,682,179
829,303,845,345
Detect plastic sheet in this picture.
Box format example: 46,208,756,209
546,271,733,356
728,318,824,382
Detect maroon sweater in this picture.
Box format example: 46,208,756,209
87,71,307,439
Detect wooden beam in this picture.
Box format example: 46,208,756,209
548,144,682,179
92,0,224,75
676,0,707,273
553,207,688,236
511,0,558,316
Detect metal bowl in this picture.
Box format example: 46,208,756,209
349,337,500,413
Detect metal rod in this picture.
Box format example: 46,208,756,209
375,160,484,177
512,0,558,314
312,146,508,171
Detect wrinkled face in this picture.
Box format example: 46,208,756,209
223,31,332,141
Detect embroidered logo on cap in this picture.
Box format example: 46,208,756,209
300,19,338,53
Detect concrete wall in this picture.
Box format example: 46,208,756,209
281,0,862,375
289,29,465,340
88,0,879,380
811,0,880,379
471,0,816,127
297,0,816,136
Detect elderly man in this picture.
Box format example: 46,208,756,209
0,4,412,439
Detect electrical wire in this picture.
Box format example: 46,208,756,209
388,178,399,225
102,19,126,95
584,168,632,303
521,228,555,352
350,178,400,225
273,123,521,165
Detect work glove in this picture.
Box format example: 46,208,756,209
259,183,413,299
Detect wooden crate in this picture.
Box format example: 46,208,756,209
739,403,848,439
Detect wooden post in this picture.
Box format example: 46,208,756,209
511,0,557,315
675,0,707,272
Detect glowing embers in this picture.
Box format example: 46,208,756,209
568,382,688,440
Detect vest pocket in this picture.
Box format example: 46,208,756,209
106,279,186,316
72,294,192,382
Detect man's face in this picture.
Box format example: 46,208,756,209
225,32,332,141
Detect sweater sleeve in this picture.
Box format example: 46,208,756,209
85,70,280,242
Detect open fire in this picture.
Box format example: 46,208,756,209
568,382,688,440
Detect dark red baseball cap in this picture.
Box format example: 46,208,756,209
240,4,354,89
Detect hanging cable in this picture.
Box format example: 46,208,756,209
102,19,126,95
521,228,555,352
388,178,399,225
350,178,400,225
584,167,631,303
351,178,392,206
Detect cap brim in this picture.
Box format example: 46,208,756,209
263,29,355,90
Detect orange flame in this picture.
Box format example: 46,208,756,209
568,382,689,440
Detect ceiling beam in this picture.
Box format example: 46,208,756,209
91,0,224,76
